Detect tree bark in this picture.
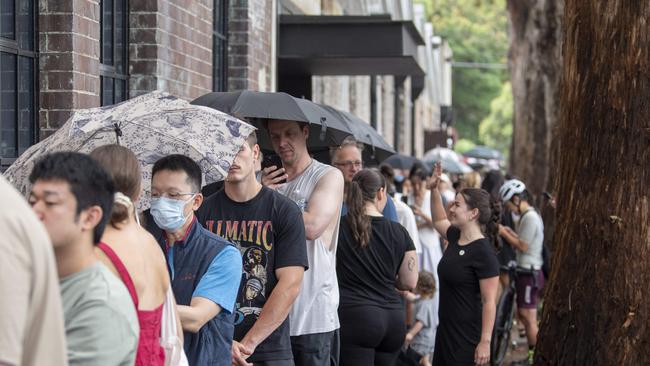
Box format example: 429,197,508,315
507,0,563,199
535,2,650,365
507,0,563,251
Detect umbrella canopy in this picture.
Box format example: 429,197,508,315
423,146,462,163
464,145,504,160
191,91,352,149
383,154,421,171
318,105,395,163
439,159,474,174
4,91,255,209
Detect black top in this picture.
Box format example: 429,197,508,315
337,216,416,310
196,186,309,362
433,226,500,365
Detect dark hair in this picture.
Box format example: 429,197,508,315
409,162,430,181
459,188,501,250
29,152,115,245
246,131,258,147
90,145,141,227
346,168,386,248
481,170,505,201
152,154,202,192
417,270,436,298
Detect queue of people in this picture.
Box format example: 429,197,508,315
1,115,547,366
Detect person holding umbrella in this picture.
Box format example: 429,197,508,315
262,119,344,366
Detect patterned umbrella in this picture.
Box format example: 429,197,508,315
3,91,256,209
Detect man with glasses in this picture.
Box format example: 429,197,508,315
330,137,398,221
146,154,242,365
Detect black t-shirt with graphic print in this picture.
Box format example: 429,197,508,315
197,186,308,362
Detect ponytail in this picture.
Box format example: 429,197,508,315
487,197,502,250
345,169,386,248
111,192,135,227
346,180,372,248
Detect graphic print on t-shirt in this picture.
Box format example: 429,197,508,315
205,219,273,328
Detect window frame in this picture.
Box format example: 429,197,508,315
213,0,228,92
100,0,129,106
0,0,39,167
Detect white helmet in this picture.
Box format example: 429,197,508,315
499,179,526,202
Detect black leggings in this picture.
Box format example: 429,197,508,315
339,305,406,366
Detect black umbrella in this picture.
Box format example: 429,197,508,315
319,105,395,163
383,153,422,171
192,91,352,149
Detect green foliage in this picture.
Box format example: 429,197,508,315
416,0,509,143
479,82,513,158
454,138,476,154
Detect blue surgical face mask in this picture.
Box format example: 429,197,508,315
394,175,405,183
150,195,194,232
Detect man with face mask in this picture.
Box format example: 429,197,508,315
146,154,242,366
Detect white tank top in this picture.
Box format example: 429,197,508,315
277,159,341,336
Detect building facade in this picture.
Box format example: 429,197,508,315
0,0,451,168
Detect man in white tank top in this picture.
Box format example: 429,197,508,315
262,120,344,366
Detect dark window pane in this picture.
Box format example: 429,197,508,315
114,78,126,103
114,0,125,73
0,52,17,158
17,56,33,154
101,76,114,106
0,0,15,40
214,0,223,32
101,0,113,65
17,0,34,50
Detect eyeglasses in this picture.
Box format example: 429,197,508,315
334,160,363,169
150,192,196,200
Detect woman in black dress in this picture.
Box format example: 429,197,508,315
428,162,500,365
337,169,419,366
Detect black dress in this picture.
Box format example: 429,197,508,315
433,226,499,365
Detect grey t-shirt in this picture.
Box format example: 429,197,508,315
411,297,438,355
516,208,544,270
60,262,139,366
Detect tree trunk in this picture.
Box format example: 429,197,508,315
507,0,563,251
535,2,650,365
507,0,563,199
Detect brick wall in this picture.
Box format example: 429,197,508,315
130,0,213,100
39,0,100,138
228,0,275,91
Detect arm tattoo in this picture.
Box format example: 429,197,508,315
408,257,415,271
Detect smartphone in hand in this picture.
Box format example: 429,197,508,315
261,154,286,184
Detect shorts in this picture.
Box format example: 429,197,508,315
516,270,544,309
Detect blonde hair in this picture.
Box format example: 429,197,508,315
464,171,482,189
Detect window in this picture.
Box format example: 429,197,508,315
100,0,128,106
213,0,228,91
0,0,37,166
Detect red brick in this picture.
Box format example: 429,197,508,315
46,71,74,90
46,34,74,52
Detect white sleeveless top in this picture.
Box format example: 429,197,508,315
277,159,341,336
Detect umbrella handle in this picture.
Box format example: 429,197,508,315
319,117,327,142
365,133,376,159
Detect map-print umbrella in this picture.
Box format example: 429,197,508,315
3,91,256,209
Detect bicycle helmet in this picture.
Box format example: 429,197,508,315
499,179,526,202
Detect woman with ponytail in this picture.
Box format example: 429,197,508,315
336,168,418,366
90,145,182,366
428,162,500,366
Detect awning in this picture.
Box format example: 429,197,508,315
279,15,426,78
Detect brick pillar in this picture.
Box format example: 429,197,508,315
129,0,213,100
39,0,101,138
228,0,274,91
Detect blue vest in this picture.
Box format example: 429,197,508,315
149,215,234,366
